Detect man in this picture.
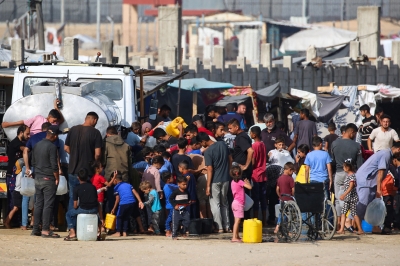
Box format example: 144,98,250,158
359,104,378,150
2,99,64,136
236,103,247,130
331,123,364,217
292,109,318,149
304,137,332,199
375,106,384,125
153,128,179,151
150,104,172,128
192,115,215,137
260,113,294,154
217,103,246,130
103,126,131,182
199,132,232,232
355,142,400,234
6,125,30,213
31,125,61,238
368,114,399,153
214,122,226,142
65,112,103,211
227,118,254,179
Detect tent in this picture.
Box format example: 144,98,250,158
168,78,234,91
280,28,357,53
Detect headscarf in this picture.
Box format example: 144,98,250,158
141,122,152,136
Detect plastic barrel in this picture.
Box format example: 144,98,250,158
105,213,116,230
189,219,203,235
243,219,262,243
77,214,98,241
361,220,373,233
201,218,213,234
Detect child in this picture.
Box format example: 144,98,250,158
323,122,338,157
169,175,191,239
337,159,363,235
111,172,144,237
186,138,202,155
4,166,24,229
230,165,252,242
178,160,198,219
249,126,267,225
268,137,294,167
64,169,103,241
294,144,310,175
274,162,296,234
140,181,162,235
162,172,178,237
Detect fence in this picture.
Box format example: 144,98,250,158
0,0,399,23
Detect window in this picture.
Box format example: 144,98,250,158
23,77,58,96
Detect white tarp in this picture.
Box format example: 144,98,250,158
381,38,400,58
280,28,357,53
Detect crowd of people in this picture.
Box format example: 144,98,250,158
2,100,400,242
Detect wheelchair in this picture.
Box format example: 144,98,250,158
277,182,337,242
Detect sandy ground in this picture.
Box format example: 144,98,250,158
0,227,399,266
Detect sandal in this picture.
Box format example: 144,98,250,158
345,226,354,233
64,235,78,241
224,228,233,233
42,231,60,238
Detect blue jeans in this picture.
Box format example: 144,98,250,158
22,196,31,226
66,207,98,230
165,208,173,231
68,174,80,211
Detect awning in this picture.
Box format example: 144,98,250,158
136,71,188,99
168,78,234,91
255,82,281,102
215,95,250,106
317,94,346,123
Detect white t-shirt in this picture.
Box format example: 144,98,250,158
268,149,294,167
369,127,399,152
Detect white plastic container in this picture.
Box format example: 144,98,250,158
77,214,98,241
244,194,254,211
20,174,35,197
56,175,68,195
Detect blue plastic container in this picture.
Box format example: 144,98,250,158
77,214,98,241
361,220,373,233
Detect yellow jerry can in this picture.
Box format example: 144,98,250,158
104,213,116,230
243,218,262,243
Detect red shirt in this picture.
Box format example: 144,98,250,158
198,127,215,137
91,174,106,202
251,141,267,182
276,174,295,201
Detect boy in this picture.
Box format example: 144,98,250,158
323,122,338,157
178,160,198,219
171,138,194,176
64,168,103,241
186,137,202,155
304,137,332,199
249,126,267,224
214,122,226,142
268,137,294,167
274,162,295,234
162,172,178,237
111,172,144,237
140,181,162,235
169,176,191,239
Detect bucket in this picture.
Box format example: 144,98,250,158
243,219,262,243
361,220,373,233
188,219,203,235
201,218,213,234
105,213,116,230
77,214,98,241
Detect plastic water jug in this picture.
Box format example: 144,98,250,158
20,174,35,197
243,219,262,243
244,194,254,211
77,214,98,241
361,220,373,233
104,213,116,230
56,175,68,195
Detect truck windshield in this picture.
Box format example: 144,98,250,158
23,78,123,100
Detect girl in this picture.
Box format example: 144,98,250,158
294,144,310,175
337,159,363,235
230,166,252,243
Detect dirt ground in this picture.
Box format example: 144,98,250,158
0,227,398,266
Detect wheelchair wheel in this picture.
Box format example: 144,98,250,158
277,201,302,242
319,200,337,240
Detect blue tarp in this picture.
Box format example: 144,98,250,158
168,78,234,91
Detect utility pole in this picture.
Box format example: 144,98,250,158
97,0,101,43
36,0,45,50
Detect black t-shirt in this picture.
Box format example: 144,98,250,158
232,131,252,165
7,137,24,175
73,182,98,210
65,125,103,175
261,127,292,154
171,154,194,175
169,188,190,207
323,133,339,156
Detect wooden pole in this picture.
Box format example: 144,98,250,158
176,48,183,116
140,73,144,124
192,91,198,116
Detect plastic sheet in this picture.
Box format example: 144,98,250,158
365,198,386,226
20,175,35,197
